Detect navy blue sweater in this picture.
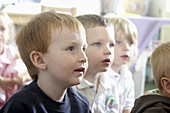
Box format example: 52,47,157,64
0,81,91,113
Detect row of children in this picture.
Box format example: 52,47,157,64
0,10,170,113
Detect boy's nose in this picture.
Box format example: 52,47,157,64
0,30,2,35
79,51,87,63
104,46,112,55
123,43,130,51
0,32,3,39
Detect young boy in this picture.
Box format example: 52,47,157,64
131,41,170,113
104,15,138,113
74,14,119,113
0,11,91,113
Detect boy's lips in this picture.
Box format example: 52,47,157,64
121,55,129,60
121,55,129,58
102,58,111,65
74,67,85,74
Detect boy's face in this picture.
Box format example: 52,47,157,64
0,17,10,54
43,27,88,88
112,30,135,67
86,26,115,73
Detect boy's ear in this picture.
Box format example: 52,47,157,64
30,51,47,70
161,77,170,94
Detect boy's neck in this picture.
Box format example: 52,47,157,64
56,91,66,102
37,78,67,102
84,72,100,93
162,90,170,98
84,71,100,85
111,64,121,74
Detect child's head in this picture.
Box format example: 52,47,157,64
16,11,87,84
150,41,170,96
0,12,15,54
76,14,115,73
104,14,137,68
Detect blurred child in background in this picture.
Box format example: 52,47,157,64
0,12,31,108
104,14,138,113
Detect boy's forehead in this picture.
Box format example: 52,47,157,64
52,26,86,41
86,26,108,32
53,25,84,34
86,26,114,41
116,29,133,39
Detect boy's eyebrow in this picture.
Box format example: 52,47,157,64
90,38,108,43
68,40,88,47
64,40,80,45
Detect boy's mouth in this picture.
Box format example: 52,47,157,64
121,55,129,58
102,58,111,64
74,67,85,73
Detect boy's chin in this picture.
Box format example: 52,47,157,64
72,77,83,86
101,67,109,72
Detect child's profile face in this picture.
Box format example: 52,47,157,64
43,27,88,87
0,17,10,54
86,26,115,73
112,30,135,67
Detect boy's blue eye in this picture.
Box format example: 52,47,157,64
115,41,121,45
109,43,114,48
94,42,101,47
0,27,6,32
67,46,75,51
128,42,133,46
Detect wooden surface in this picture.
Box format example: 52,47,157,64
8,13,36,25
7,5,77,25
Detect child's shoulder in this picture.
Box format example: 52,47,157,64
11,81,37,99
131,94,170,113
1,81,37,109
99,73,117,89
120,66,133,79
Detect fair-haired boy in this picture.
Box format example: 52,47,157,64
74,14,119,113
104,14,138,113
131,41,170,113
0,11,91,113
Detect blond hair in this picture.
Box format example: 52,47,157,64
104,14,138,65
150,41,170,93
16,11,85,80
0,12,15,44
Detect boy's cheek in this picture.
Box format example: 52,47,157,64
84,62,89,73
110,54,115,64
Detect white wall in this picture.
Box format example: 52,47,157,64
41,0,102,16
3,0,102,16
146,0,167,17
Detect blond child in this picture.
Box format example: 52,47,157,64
104,15,138,113
74,14,119,113
0,11,92,113
0,12,30,108
131,41,170,113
